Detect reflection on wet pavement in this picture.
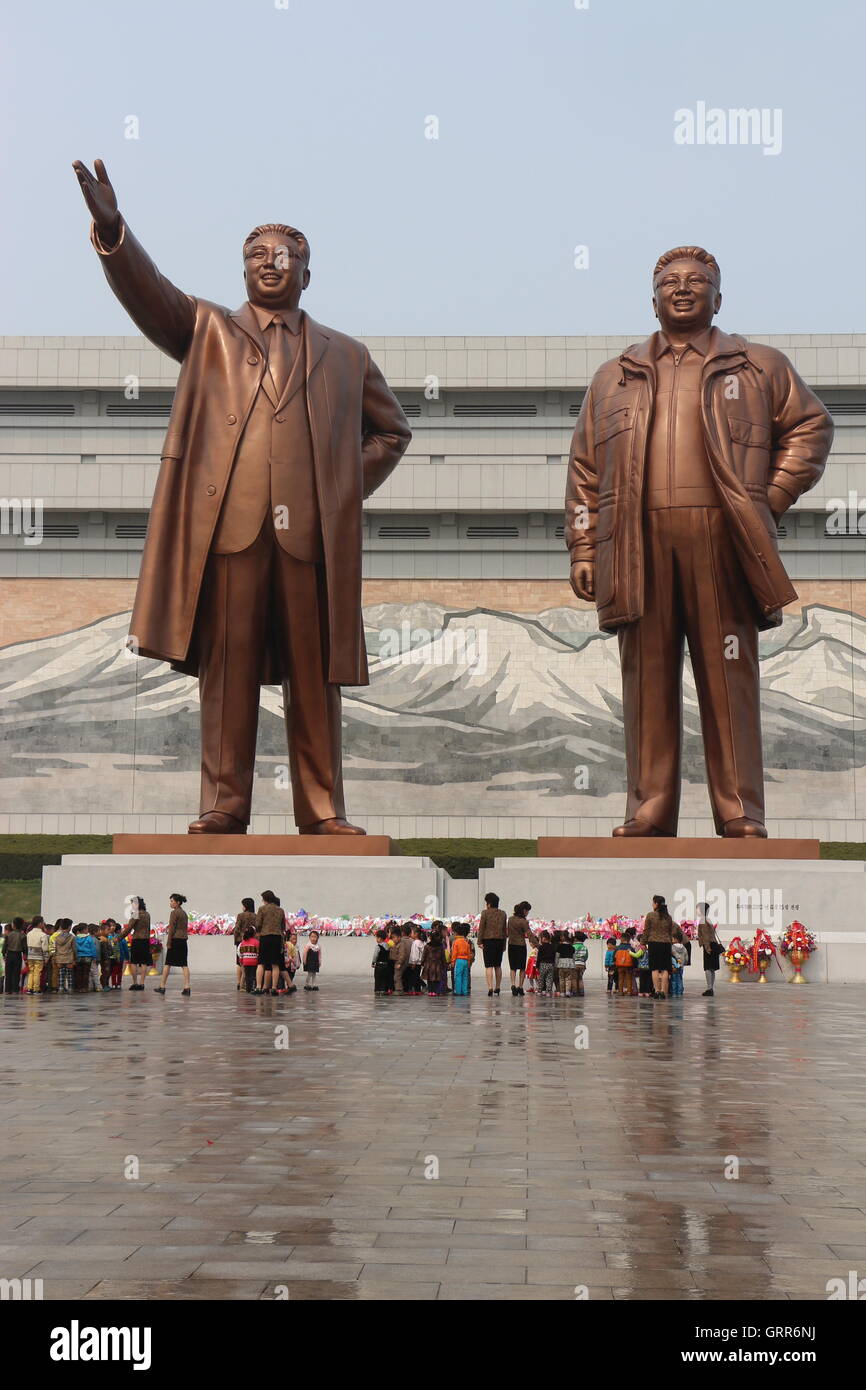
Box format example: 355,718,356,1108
1,980,865,1300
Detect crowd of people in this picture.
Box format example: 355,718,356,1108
0,893,192,997
1,889,726,1001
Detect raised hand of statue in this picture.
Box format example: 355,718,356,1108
570,560,595,603
72,158,120,246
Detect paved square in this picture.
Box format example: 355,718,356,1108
2,979,865,1300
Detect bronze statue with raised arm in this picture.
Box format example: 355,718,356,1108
566,246,833,839
73,158,411,835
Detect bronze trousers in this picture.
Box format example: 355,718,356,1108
194,523,345,827
618,506,765,835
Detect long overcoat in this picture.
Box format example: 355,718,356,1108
90,219,411,685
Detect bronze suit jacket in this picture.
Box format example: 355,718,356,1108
565,328,833,631
90,219,412,686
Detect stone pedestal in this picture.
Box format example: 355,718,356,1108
111,834,397,856
42,854,445,925
479,853,866,982
537,837,820,860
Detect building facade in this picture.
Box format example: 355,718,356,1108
1,333,864,838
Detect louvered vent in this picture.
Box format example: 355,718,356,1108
466,525,520,539
0,403,75,416
42,523,80,538
105,404,172,417
376,525,431,540
396,403,422,417
453,403,537,417
114,522,148,539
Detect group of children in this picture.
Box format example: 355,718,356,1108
527,930,590,997
235,924,323,995
370,921,693,1001
371,921,476,996
1,917,130,994
371,922,595,999
604,926,690,997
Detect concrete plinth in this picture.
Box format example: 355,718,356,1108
479,856,866,983
537,837,820,859
42,854,445,925
112,834,396,855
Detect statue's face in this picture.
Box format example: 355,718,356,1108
652,257,721,335
243,231,310,309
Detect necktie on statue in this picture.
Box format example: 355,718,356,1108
267,315,294,401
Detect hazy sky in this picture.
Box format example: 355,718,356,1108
3,0,864,336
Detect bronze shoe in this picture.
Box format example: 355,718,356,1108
722,817,768,838
188,811,247,835
612,818,669,838
298,817,366,836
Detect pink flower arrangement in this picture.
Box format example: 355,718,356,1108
146,909,698,939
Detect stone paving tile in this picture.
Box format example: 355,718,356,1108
86,1280,270,1300
2,979,866,1301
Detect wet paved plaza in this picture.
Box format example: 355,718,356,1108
2,977,865,1301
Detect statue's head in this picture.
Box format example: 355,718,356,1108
243,224,311,310
652,246,721,336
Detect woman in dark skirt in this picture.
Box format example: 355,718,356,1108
697,902,723,996
254,890,287,995
477,891,507,997
640,894,675,999
506,901,535,996
121,896,152,992
155,893,190,997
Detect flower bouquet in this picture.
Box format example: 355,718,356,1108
148,931,163,975
779,921,817,983
748,927,781,984
723,935,750,983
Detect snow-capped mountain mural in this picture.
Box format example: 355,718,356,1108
0,603,863,821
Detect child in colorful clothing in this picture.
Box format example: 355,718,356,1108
636,943,653,997
372,930,392,995
421,927,447,996
450,923,474,996
107,925,123,988
118,928,130,983
615,930,639,996
535,933,557,996
604,937,617,995
239,929,259,993
98,926,112,991
670,926,687,996
407,926,425,994
303,931,322,991
572,931,589,996
25,919,50,994
554,930,576,996
284,931,301,994
525,942,539,993
53,922,76,993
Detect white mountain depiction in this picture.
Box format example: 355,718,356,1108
0,603,862,808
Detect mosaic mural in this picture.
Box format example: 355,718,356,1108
1,601,864,825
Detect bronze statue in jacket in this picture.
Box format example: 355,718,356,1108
566,247,833,838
